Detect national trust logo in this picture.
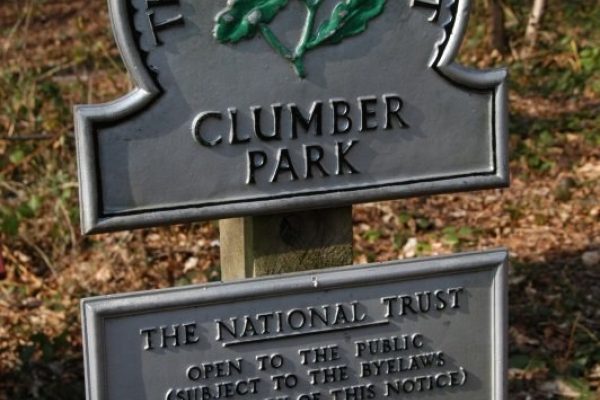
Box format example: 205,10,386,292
213,0,386,78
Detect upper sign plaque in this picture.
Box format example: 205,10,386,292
75,0,508,233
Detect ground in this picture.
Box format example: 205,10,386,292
0,0,599,399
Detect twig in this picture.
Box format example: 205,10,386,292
57,200,78,250
575,318,600,344
1,0,34,55
522,0,546,58
257,0,323,78
18,234,58,279
292,1,319,77
0,137,56,176
563,312,581,363
0,180,23,195
259,24,292,60
34,60,80,82
0,134,54,141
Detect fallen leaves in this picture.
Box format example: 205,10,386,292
0,1,599,399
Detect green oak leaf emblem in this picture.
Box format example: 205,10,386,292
213,0,387,78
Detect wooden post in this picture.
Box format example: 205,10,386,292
219,207,353,281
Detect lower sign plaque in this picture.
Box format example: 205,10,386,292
81,250,507,400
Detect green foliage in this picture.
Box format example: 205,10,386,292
8,332,85,400
579,46,600,95
213,0,289,43
441,226,476,249
562,378,595,400
415,217,432,231
510,119,559,172
0,192,42,236
306,0,386,48
509,353,547,370
213,0,386,77
363,228,381,243
510,36,600,98
1,210,20,236
415,241,431,255
9,148,25,164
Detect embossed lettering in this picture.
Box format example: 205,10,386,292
256,354,284,370
299,345,340,365
384,367,467,396
272,374,298,390
304,145,329,179
336,140,360,175
191,111,223,147
384,95,409,130
381,287,464,317
140,327,158,350
215,302,367,342
361,351,446,377
331,99,352,134
165,377,260,400
146,4,184,47
229,108,251,144
246,150,267,184
290,102,323,139
186,359,243,380
271,149,299,183
308,365,349,384
253,105,282,141
355,334,424,358
359,96,378,132
139,322,202,351
411,0,443,23
330,384,376,400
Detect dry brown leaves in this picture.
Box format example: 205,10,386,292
0,0,599,398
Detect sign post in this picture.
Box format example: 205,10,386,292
220,207,353,280
74,0,509,399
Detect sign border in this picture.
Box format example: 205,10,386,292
74,0,508,234
81,249,508,400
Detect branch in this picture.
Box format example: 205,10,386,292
294,0,319,58
259,24,292,60
0,134,54,141
523,0,546,56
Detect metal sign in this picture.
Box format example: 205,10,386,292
81,250,507,400
74,0,508,233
